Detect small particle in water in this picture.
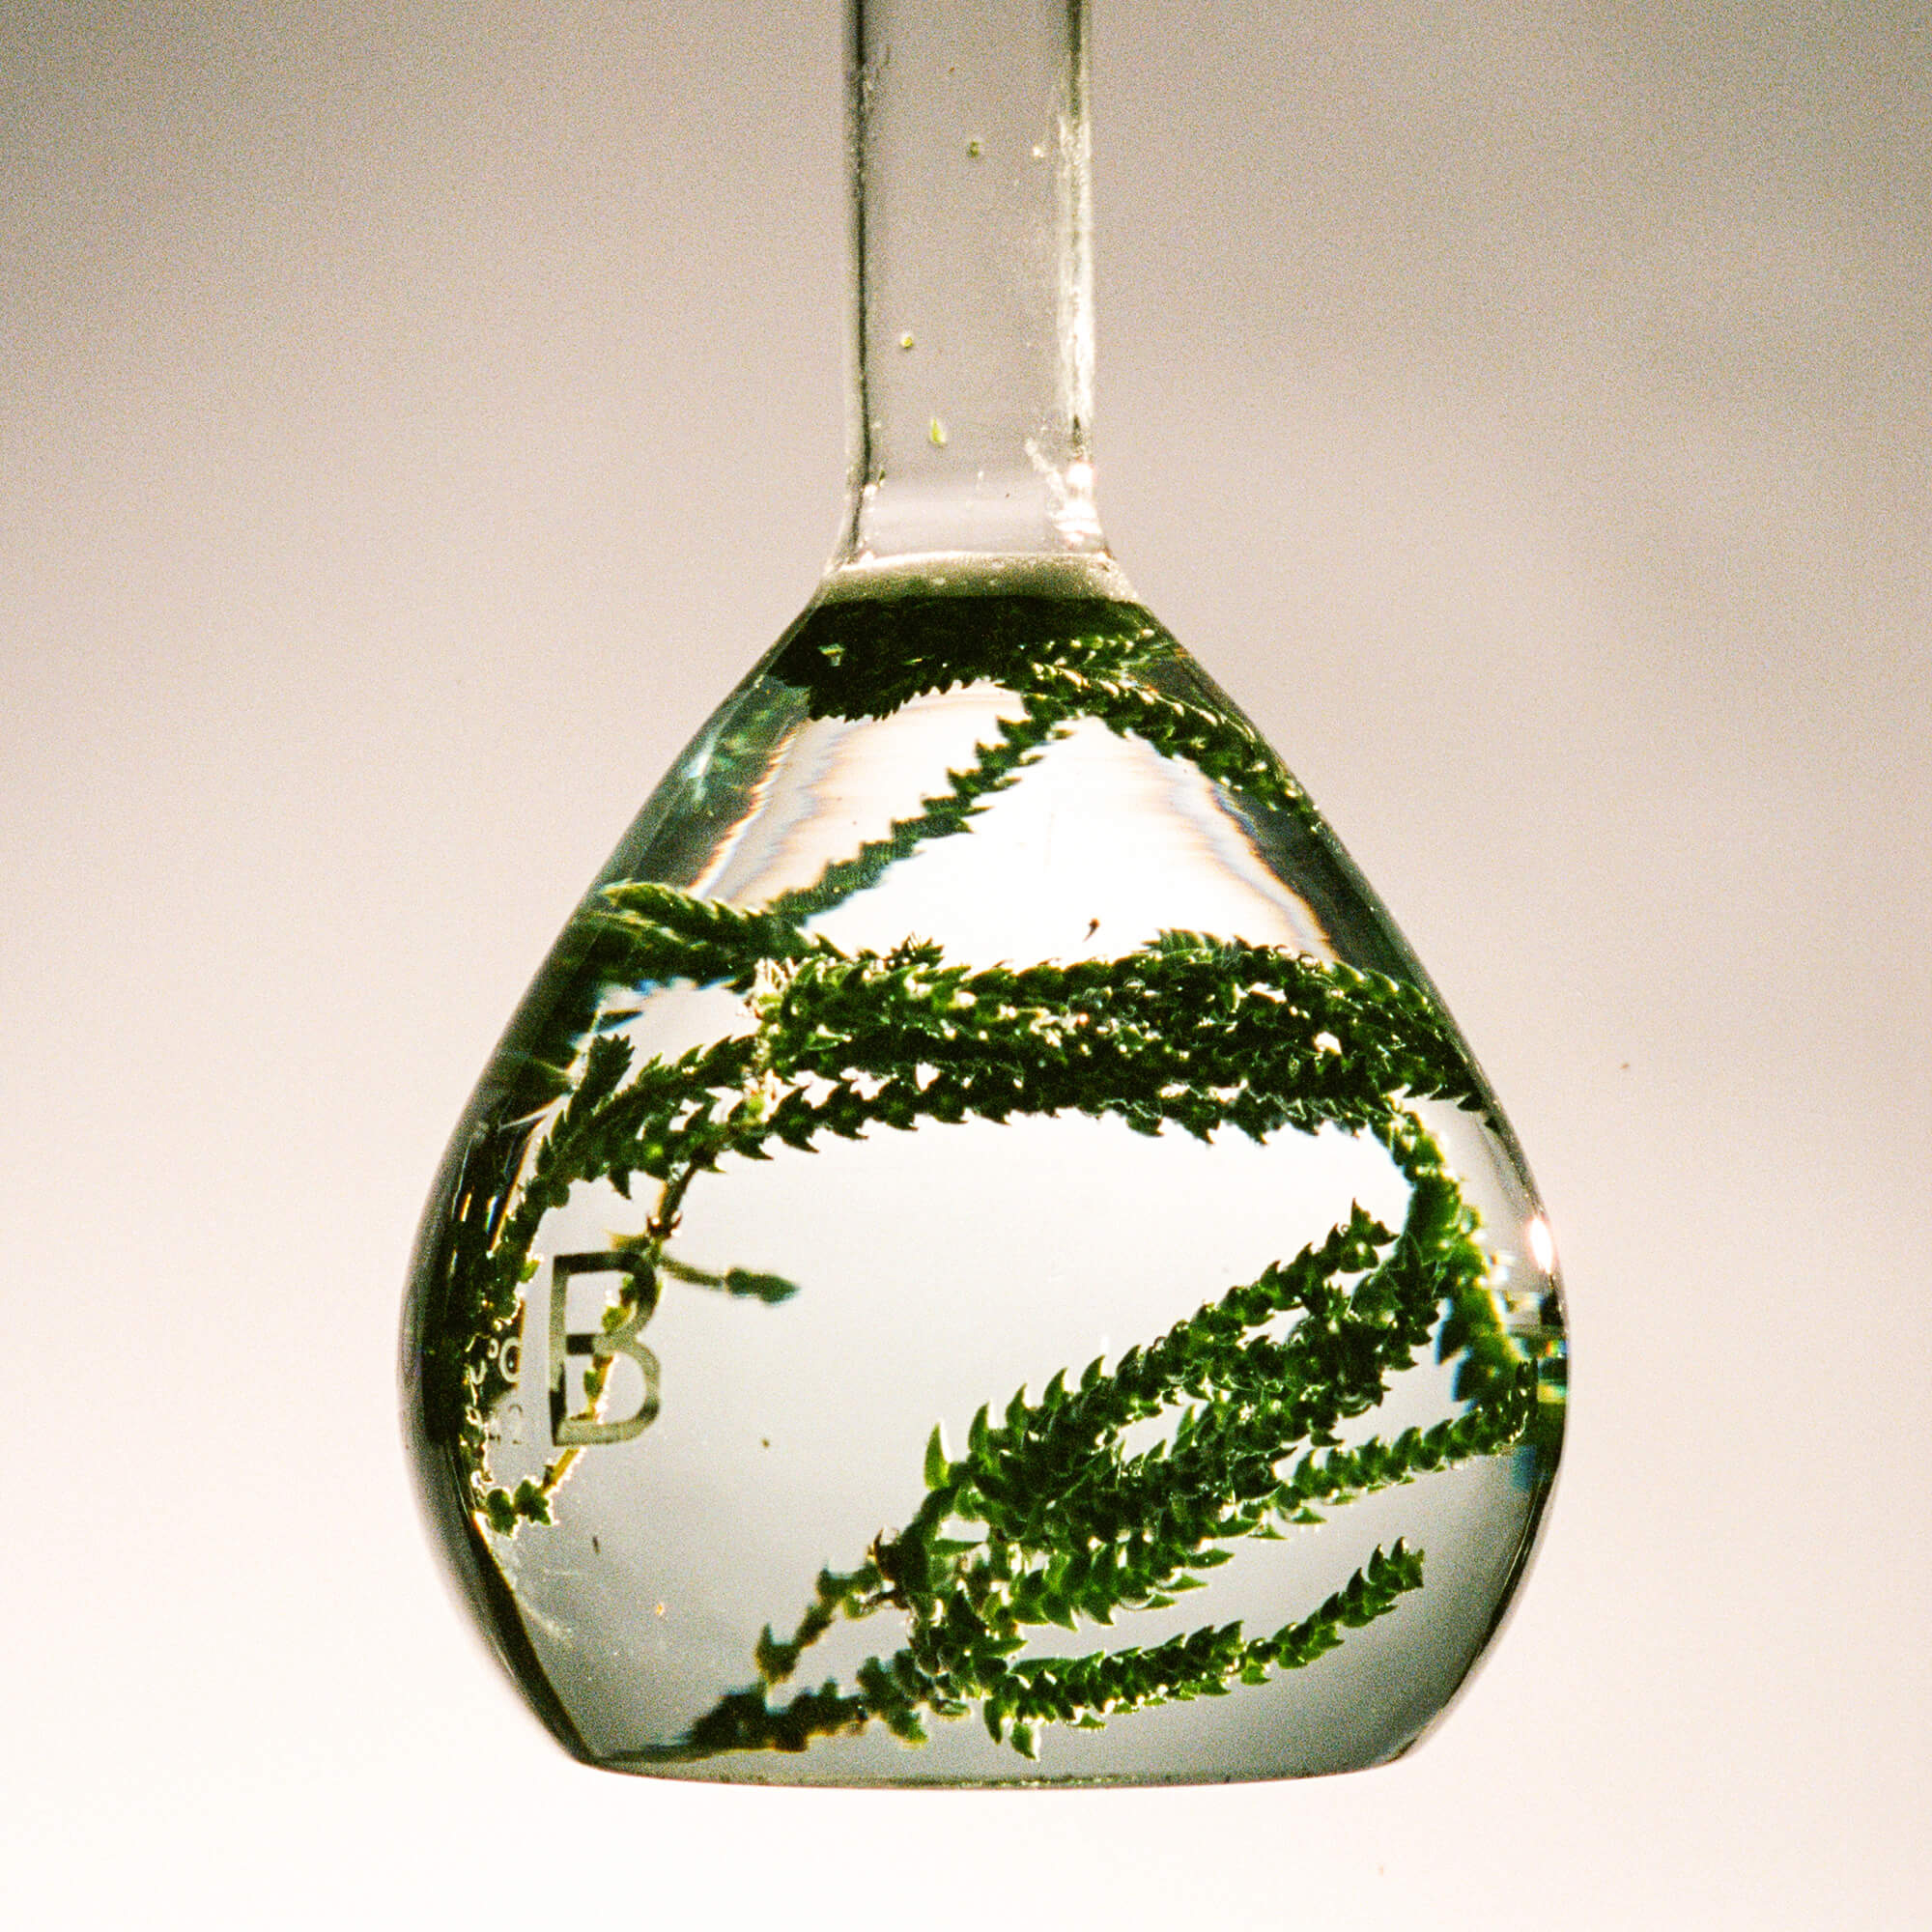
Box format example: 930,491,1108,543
1032,143,1045,160
928,416,948,447
898,331,915,350
591,1535,601,1553
967,138,981,157
655,1602,667,1617
761,1437,771,1449
1085,917,1100,939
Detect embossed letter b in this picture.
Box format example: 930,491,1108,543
548,1252,662,1446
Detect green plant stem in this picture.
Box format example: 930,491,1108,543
429,601,1557,1755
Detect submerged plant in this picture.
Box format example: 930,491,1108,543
410,594,1565,1767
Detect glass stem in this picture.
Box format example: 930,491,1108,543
831,0,1106,571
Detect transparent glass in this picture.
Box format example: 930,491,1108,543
402,1,1566,1787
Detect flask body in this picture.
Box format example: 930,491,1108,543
403,571,1566,1783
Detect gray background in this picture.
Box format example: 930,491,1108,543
4,2,1926,1923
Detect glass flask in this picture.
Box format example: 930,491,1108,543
402,0,1566,1785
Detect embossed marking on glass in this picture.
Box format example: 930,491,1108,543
402,0,1567,1785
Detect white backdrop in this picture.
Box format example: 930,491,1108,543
4,3,1926,1924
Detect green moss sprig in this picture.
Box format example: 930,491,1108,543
419,591,1561,1760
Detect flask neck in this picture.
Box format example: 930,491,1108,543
830,0,1106,573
